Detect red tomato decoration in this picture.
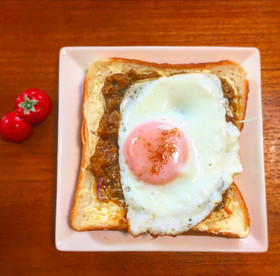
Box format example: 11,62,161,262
15,89,52,124
0,111,32,142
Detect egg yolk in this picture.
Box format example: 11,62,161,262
123,121,188,185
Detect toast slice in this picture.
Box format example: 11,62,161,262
70,58,250,238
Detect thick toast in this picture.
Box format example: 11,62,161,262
71,58,250,238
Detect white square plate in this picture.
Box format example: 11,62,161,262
56,47,267,252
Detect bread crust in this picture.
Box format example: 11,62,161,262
70,58,250,238
190,183,250,238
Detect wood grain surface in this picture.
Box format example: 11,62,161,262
0,0,279,275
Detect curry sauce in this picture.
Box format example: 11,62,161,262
87,71,239,204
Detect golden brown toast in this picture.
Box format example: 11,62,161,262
70,58,250,238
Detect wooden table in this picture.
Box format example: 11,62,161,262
0,1,279,275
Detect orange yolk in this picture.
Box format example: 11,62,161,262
123,121,188,185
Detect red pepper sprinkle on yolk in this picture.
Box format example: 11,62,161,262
123,121,188,185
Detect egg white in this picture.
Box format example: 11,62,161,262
118,73,242,236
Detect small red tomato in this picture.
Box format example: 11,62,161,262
0,111,32,142
15,89,52,124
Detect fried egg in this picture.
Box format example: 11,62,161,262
118,73,242,236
